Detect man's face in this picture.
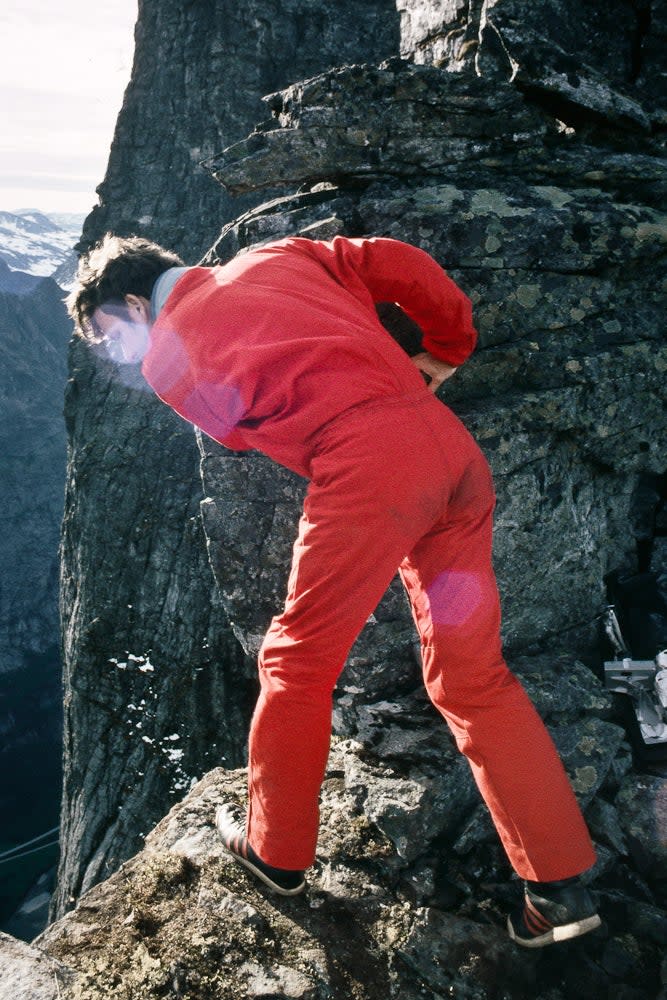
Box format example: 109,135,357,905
91,299,151,365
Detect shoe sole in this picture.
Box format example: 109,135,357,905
507,913,601,948
215,809,306,897
229,851,306,897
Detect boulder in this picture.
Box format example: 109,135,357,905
0,932,77,1000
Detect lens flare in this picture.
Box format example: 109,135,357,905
426,570,484,627
182,380,247,440
92,302,151,370
141,324,189,395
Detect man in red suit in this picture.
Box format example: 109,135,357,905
67,233,600,947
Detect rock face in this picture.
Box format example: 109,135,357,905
44,0,667,996
203,55,666,659
53,341,251,916
81,0,400,262
54,0,400,919
0,931,75,1000
0,263,69,674
396,0,664,119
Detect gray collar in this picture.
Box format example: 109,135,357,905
150,267,191,321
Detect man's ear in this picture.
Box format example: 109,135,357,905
124,293,151,321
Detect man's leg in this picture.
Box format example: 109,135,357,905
222,393,598,944
398,435,600,944
400,442,596,882
244,398,465,871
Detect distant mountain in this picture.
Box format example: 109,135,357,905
0,210,84,285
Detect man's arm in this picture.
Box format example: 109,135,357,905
287,236,478,369
410,352,458,393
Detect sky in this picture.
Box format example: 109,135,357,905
0,1,138,216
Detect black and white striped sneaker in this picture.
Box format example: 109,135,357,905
507,877,601,948
215,805,306,897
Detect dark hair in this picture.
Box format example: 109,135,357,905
66,233,185,341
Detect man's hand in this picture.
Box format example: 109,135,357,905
411,351,458,393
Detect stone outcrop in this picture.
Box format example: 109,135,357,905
203,56,666,661
0,931,75,1000
54,344,251,915
22,740,667,998
397,0,664,119
36,0,667,996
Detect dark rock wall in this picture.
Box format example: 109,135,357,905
81,0,400,262
0,266,69,672
54,0,400,918
54,344,251,917
397,0,664,114
203,58,666,661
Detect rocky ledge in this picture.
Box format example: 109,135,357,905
5,673,667,999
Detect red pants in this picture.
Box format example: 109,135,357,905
247,392,596,880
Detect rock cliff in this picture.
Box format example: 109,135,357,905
53,0,401,920
203,56,665,663
80,0,400,262
0,265,70,933
19,0,667,996
0,263,70,674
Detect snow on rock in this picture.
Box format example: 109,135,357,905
0,210,84,283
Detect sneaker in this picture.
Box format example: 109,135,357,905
507,877,601,948
215,805,306,897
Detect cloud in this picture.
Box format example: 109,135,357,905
0,0,137,213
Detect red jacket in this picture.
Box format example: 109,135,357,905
142,236,477,477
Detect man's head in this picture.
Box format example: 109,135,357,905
66,233,184,362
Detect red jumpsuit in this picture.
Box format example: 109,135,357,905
142,236,595,881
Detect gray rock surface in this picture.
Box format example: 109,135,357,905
0,931,77,1000
81,0,399,262
23,741,667,998
53,342,252,918
204,56,666,656
397,0,665,121
617,773,667,880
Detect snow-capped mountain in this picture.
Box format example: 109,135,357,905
0,210,84,286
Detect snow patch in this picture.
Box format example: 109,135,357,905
0,209,83,280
